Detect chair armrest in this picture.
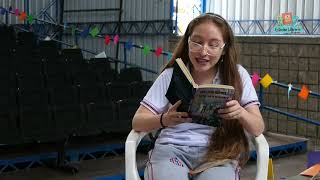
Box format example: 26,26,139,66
254,134,269,180
125,130,269,180
125,130,148,180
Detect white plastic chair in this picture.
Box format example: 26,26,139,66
125,129,269,180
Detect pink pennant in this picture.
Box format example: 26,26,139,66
14,9,20,16
155,47,163,57
113,34,119,44
251,72,260,87
104,35,111,45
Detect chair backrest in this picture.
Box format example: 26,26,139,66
39,40,60,58
119,67,142,83
62,48,84,63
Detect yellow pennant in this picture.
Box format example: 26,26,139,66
260,74,273,88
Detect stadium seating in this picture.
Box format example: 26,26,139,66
0,25,153,146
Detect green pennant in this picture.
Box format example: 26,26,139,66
90,27,100,37
71,25,76,36
27,15,35,24
143,45,151,55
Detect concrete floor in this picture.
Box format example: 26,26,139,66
0,132,313,180
0,151,310,180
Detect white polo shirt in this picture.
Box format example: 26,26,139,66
141,65,260,147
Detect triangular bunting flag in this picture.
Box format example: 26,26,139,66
251,72,260,87
143,45,151,55
95,51,107,58
260,73,273,88
71,25,76,36
113,34,119,44
89,26,100,37
27,15,35,24
0,8,6,15
298,85,309,100
44,36,51,41
14,9,20,16
19,11,27,21
155,47,163,57
125,41,133,50
104,35,111,45
167,53,173,61
287,83,292,100
81,27,90,38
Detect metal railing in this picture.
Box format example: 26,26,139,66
259,81,320,143
229,19,320,35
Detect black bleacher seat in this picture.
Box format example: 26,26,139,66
16,32,38,56
0,55,16,89
0,55,12,70
17,72,45,89
130,81,153,100
0,25,16,56
98,69,118,84
18,88,56,143
0,89,20,145
17,32,37,48
88,58,111,75
39,40,60,58
115,98,140,133
106,82,132,101
44,58,72,88
0,74,16,90
70,61,98,87
14,58,43,75
70,59,88,71
62,48,83,64
78,85,115,136
73,71,99,87
119,67,142,83
83,101,116,135
50,87,85,138
46,73,71,89
79,85,107,104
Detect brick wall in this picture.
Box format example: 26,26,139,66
169,36,320,138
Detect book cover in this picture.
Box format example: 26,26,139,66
189,87,234,127
165,58,234,127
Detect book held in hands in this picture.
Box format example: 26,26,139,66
170,58,235,127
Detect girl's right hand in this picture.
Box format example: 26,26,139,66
162,100,192,127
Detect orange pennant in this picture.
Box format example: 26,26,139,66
298,85,309,100
19,11,27,21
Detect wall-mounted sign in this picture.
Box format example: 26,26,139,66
273,12,304,34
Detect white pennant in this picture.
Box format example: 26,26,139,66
95,51,106,58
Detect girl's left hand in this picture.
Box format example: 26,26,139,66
218,100,244,120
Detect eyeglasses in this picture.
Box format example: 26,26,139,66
188,38,225,56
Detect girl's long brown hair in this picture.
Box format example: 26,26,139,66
163,13,249,166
